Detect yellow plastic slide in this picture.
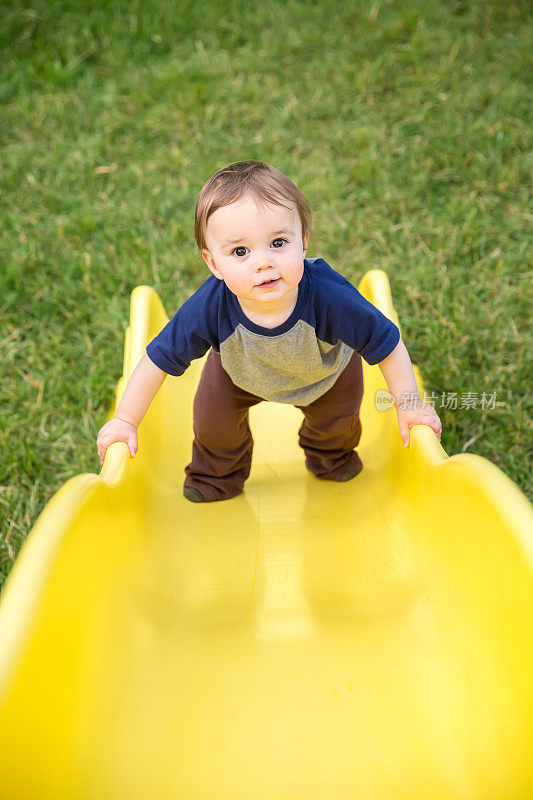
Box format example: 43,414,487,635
1,270,532,800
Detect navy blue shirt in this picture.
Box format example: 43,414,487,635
146,258,400,404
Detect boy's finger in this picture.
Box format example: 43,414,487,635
127,436,137,458
399,422,410,448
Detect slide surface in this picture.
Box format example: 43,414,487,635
1,271,532,800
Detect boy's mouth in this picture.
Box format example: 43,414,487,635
257,278,280,287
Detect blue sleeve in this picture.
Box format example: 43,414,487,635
145,278,220,376
312,259,401,365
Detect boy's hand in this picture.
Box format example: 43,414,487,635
97,416,138,465
395,397,442,448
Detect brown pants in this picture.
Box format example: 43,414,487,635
183,349,364,501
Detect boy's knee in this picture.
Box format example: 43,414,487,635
299,413,361,450
193,410,252,451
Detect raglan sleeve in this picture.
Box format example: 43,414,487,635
319,270,401,365
145,281,219,376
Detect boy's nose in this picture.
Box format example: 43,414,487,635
254,246,276,268
255,255,275,271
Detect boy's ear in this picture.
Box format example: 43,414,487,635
302,228,310,254
201,248,223,280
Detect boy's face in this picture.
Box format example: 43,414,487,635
201,193,309,314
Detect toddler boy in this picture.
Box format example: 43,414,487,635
97,160,442,502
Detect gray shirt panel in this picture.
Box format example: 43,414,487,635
219,319,355,405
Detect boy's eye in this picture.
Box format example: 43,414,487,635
230,238,287,257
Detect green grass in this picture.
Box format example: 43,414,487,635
1,0,531,588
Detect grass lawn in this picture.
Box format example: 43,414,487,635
1,0,531,588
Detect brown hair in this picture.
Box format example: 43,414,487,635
195,160,312,251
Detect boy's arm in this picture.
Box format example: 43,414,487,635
378,339,442,447
97,354,167,465
377,338,419,404
115,353,167,427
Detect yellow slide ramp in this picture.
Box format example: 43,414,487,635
1,271,532,800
